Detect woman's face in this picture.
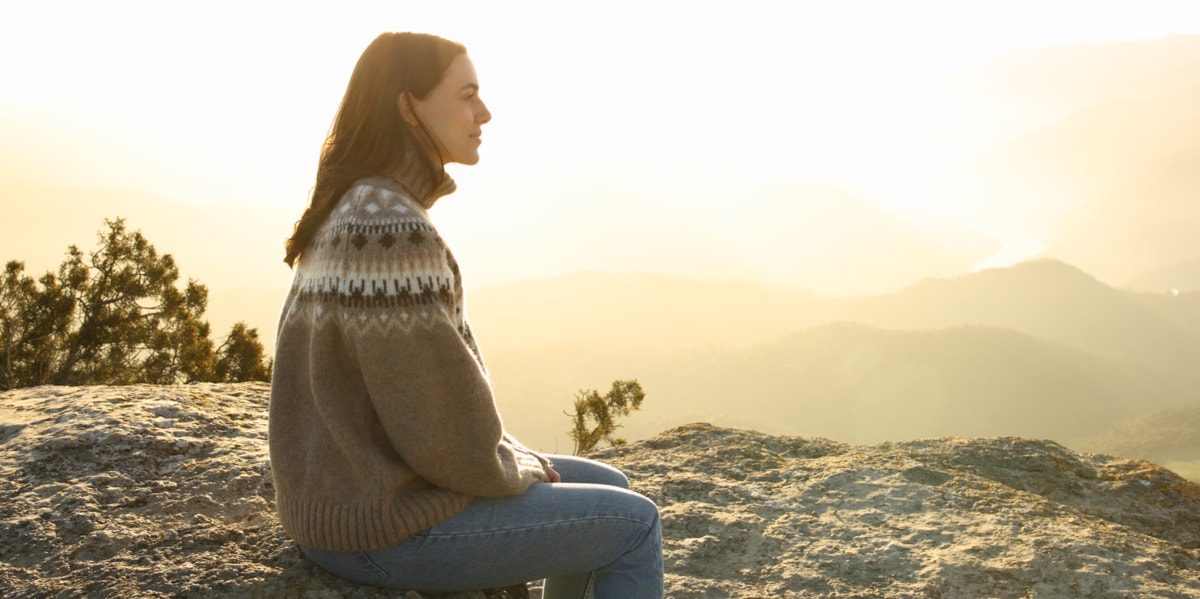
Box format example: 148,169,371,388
411,54,491,166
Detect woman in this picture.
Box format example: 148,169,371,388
269,32,664,598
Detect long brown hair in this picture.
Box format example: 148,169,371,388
283,32,467,267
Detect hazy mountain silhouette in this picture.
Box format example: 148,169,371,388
474,260,1199,376
488,321,1198,453
841,259,1200,375
1128,257,1200,294
907,35,1200,220
1119,286,1200,349
970,83,1200,236
1046,144,1200,287
469,260,1200,453
1075,399,1200,482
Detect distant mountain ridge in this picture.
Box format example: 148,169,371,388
473,259,1199,373
1048,144,1200,288
970,83,1200,238
1078,400,1200,464
842,259,1200,374
1128,257,1200,295
932,36,1200,285
470,260,1200,452
487,319,1198,451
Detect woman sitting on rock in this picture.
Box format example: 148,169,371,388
268,31,664,598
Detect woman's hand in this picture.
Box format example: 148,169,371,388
543,462,561,483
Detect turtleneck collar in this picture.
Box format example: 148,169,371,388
387,148,457,209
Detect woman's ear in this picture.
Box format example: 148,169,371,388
397,92,419,127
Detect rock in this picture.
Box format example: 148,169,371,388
590,423,1200,598
2,385,1200,598
0,384,526,599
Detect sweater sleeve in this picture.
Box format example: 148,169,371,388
504,431,554,467
347,311,547,497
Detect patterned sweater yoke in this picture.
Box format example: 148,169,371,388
296,178,468,339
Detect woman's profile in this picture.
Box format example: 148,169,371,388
269,32,664,598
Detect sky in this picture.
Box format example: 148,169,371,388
3,0,1199,287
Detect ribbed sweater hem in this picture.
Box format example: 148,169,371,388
276,489,472,552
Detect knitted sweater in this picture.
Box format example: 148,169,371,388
269,174,548,552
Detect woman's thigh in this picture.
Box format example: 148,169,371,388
305,480,659,592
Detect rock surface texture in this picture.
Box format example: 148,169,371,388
1,383,1199,598
594,423,1200,598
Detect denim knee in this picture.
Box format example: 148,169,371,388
548,454,631,489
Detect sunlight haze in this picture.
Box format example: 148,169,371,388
3,1,1200,457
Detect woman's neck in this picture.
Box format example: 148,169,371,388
386,150,456,209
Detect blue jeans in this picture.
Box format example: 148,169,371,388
300,455,663,598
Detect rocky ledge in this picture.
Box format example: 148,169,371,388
2,384,1199,598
